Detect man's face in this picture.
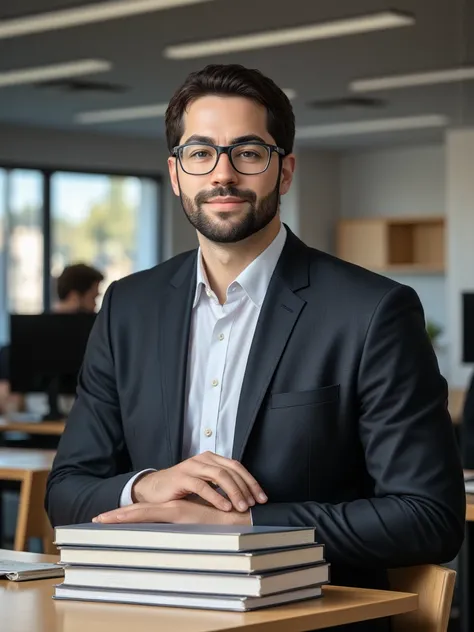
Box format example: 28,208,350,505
168,95,294,244
78,281,100,313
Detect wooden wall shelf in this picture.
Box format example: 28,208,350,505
336,216,445,274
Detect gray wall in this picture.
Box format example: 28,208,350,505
340,145,445,218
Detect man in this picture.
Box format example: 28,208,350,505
46,65,465,630
0,262,103,413
53,263,104,314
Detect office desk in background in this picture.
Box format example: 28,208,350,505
0,419,65,436
0,449,56,553
0,550,417,632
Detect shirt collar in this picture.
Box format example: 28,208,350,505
193,223,287,308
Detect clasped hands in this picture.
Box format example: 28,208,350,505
93,451,268,526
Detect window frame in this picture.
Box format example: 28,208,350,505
0,161,163,313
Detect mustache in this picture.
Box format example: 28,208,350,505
195,186,257,206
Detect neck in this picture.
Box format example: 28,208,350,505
53,299,78,313
199,217,281,304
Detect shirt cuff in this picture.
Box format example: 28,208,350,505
119,469,156,507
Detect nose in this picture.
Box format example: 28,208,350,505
210,152,239,187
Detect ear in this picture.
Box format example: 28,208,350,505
168,156,180,197
279,153,296,196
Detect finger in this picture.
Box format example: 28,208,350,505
203,453,268,504
193,455,256,508
183,477,232,512
193,463,252,512
93,504,163,524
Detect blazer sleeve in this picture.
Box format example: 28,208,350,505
252,284,466,569
45,282,141,527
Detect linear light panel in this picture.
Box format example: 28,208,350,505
0,59,112,88
0,0,215,39
164,11,415,59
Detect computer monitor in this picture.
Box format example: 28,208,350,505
9,313,96,421
463,293,474,364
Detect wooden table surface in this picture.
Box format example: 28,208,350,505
0,550,417,632
0,448,56,473
0,419,65,435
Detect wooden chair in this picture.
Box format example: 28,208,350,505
388,564,456,632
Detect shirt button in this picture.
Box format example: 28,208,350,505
206,289,211,297
218,333,225,341
212,379,219,387
204,428,213,437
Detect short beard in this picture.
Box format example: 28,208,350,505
179,182,280,244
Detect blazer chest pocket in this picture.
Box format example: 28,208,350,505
271,384,340,409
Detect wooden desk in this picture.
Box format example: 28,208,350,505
0,550,417,632
0,449,56,553
0,419,65,436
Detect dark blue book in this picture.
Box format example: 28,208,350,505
54,523,315,552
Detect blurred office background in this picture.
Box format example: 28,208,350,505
0,3,473,626
0,0,472,389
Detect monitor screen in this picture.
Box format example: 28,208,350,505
463,293,474,363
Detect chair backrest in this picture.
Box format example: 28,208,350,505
388,564,456,632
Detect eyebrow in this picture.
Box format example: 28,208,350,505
181,134,270,145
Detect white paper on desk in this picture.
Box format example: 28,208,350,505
0,559,64,581
465,481,474,494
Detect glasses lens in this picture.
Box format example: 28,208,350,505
180,144,217,174
231,144,270,174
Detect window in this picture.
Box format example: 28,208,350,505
51,172,159,308
8,170,44,314
0,166,161,343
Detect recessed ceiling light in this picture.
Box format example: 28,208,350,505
75,103,169,124
164,10,414,59
0,59,111,88
0,0,216,40
295,114,448,139
350,67,474,92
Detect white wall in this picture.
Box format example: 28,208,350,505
340,145,445,218
446,128,474,388
281,148,339,253
0,123,197,261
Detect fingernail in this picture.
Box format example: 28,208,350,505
259,493,267,502
238,501,248,511
223,501,232,511
92,517,98,523
248,497,255,506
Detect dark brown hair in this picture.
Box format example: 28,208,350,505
165,64,295,155
56,263,104,300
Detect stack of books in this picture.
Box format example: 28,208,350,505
53,523,330,611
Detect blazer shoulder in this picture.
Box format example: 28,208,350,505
307,247,411,305
110,249,196,298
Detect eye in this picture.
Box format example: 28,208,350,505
189,150,211,159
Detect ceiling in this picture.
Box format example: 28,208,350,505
0,0,473,149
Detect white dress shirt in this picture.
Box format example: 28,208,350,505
120,223,287,506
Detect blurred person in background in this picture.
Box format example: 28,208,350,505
0,263,103,414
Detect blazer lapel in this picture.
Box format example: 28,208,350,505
159,252,197,467
232,230,310,461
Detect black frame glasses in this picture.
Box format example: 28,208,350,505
171,141,286,176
